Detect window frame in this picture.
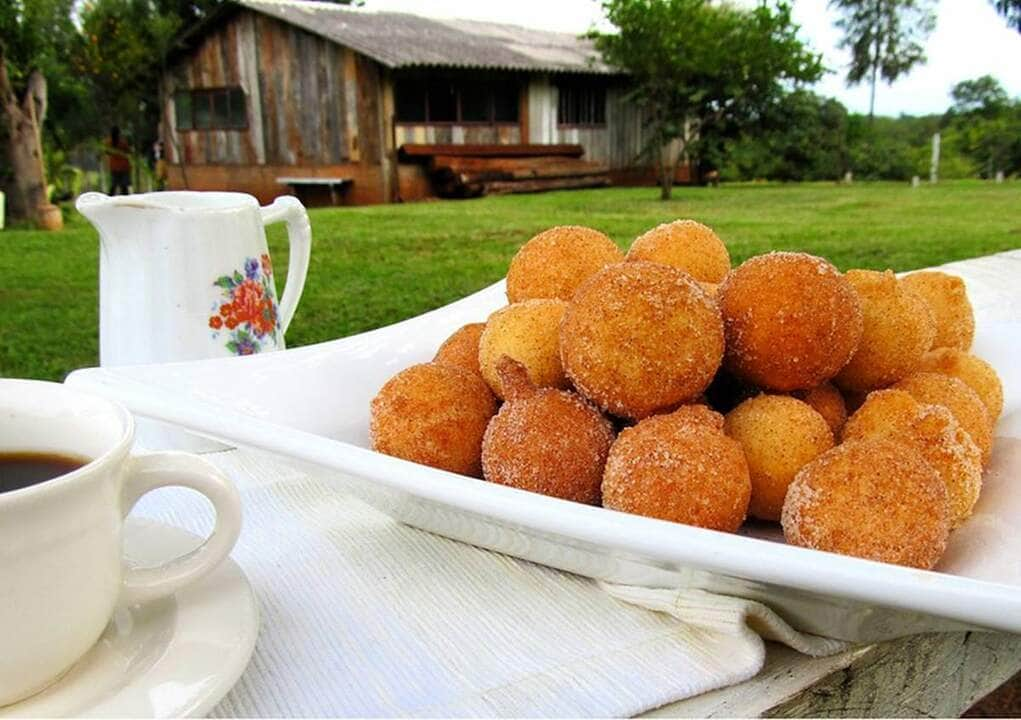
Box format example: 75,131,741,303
173,86,249,132
393,75,520,126
555,81,607,128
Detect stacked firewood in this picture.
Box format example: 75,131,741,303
399,144,611,198
430,155,611,197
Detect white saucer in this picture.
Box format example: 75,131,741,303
1,518,259,718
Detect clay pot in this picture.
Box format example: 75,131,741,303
37,203,64,231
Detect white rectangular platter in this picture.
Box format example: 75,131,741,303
66,279,1021,643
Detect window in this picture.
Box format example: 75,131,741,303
394,76,519,124
427,79,457,122
557,82,606,126
395,82,426,122
173,87,247,130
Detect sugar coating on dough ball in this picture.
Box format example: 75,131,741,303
724,395,833,522
893,372,993,465
506,225,623,303
699,282,720,298
833,269,936,393
602,413,750,531
781,437,950,569
434,322,485,376
560,261,725,420
840,388,919,441
843,389,982,528
719,252,863,392
370,362,497,477
793,383,848,436
627,219,731,283
669,404,726,432
901,271,975,351
479,299,569,400
482,360,615,505
920,347,1003,421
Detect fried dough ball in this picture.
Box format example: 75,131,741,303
433,322,485,376
370,362,497,477
560,261,724,420
627,220,730,283
833,270,936,392
479,299,568,400
670,404,726,431
719,252,863,392
481,358,615,504
893,372,993,465
920,348,1003,421
724,395,834,522
602,412,750,531
843,389,982,527
793,383,848,436
781,437,950,569
901,271,975,351
506,225,623,303
840,388,919,440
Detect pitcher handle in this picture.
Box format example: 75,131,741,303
260,196,311,335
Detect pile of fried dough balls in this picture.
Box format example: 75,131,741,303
370,221,1004,570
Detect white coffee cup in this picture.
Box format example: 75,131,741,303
0,379,242,707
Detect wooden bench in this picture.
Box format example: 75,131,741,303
276,177,351,206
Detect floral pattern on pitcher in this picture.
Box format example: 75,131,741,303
208,254,281,355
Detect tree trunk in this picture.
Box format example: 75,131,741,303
659,137,682,201
868,61,878,121
867,22,879,121
0,48,48,225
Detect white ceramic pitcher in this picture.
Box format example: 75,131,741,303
77,191,311,366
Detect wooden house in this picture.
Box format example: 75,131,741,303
162,0,691,205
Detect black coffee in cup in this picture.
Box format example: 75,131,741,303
0,452,88,494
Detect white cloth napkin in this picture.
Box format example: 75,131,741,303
134,450,844,718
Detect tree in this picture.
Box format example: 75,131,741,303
0,46,48,224
991,0,1021,31
829,0,936,119
950,75,1008,116
723,91,850,182
592,0,822,199
0,0,82,224
944,76,1021,178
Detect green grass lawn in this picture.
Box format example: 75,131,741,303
2,180,1019,382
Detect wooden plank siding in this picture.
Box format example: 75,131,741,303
164,10,350,168
527,76,646,170
394,125,522,146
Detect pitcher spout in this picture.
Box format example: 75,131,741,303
75,192,113,225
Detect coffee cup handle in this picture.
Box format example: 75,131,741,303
260,196,311,335
119,452,242,606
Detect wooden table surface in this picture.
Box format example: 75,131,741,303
649,631,1021,717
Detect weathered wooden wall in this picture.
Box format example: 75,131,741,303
394,125,522,146
164,163,392,205
164,11,353,167
163,9,400,203
527,75,660,173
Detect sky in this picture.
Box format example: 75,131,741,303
362,0,1021,117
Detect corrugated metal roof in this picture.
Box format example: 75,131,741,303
234,0,616,74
